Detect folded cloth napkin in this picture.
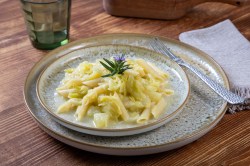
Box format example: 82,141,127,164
179,19,250,113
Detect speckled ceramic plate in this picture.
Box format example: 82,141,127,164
24,33,229,156
36,44,190,136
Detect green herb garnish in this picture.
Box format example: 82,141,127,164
100,54,132,77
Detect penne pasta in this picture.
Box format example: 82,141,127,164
136,59,164,81
164,89,174,95
56,58,174,128
113,92,129,121
137,107,151,124
74,84,107,120
148,62,169,79
57,98,81,113
82,78,102,88
151,97,168,119
56,89,77,98
56,79,82,90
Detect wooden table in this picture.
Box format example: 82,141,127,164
1,0,250,165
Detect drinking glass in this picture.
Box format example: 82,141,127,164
20,0,71,50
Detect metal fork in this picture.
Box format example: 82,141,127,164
149,37,248,105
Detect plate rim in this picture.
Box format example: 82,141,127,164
26,106,225,155
23,33,229,150
35,44,190,134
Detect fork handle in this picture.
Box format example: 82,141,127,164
180,62,245,104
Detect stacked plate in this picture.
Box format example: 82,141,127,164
24,34,228,156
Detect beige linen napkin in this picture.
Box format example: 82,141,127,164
179,19,250,112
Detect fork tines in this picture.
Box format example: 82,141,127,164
149,37,179,61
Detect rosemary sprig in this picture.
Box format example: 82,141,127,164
100,54,132,77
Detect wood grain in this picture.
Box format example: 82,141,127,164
0,0,249,165
102,0,249,20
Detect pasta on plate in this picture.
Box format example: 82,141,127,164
56,57,174,128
